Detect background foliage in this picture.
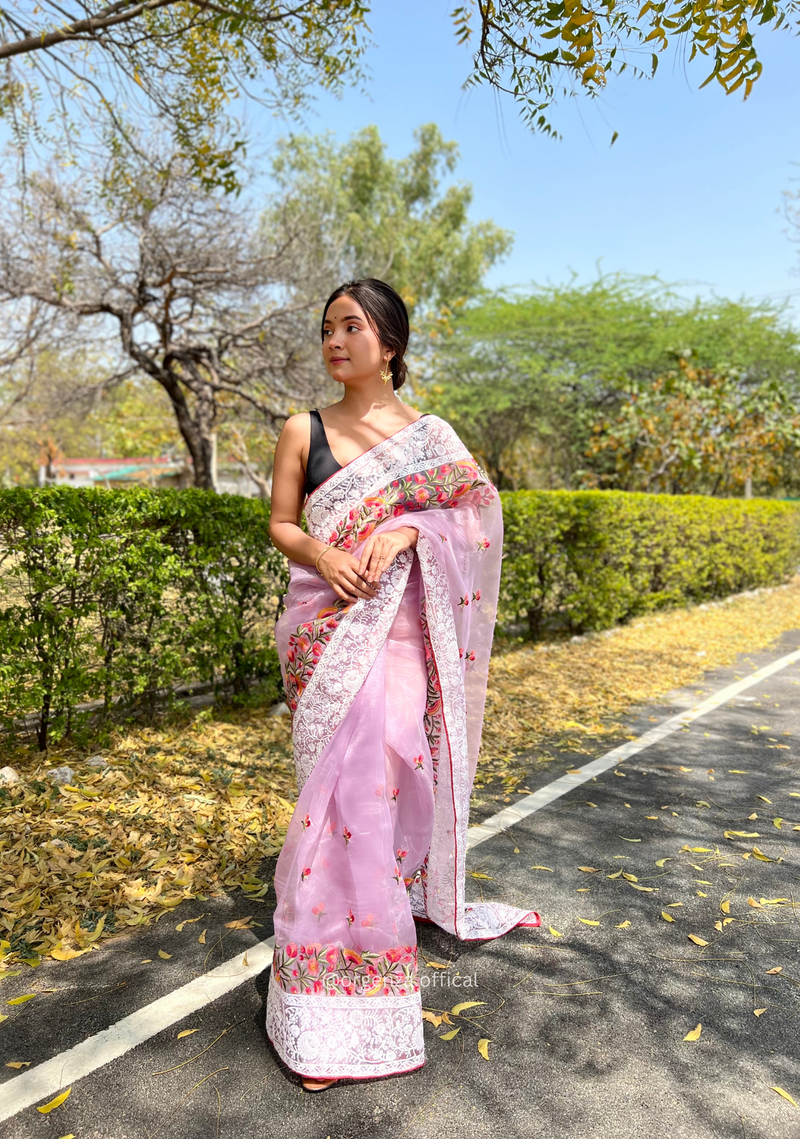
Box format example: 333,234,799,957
425,275,800,493
1,485,797,752
499,489,800,637
0,488,287,749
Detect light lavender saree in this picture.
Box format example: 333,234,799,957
265,413,540,1081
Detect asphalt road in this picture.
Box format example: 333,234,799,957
2,629,799,1139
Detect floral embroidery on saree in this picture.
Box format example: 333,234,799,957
283,596,352,714
419,596,442,793
272,940,419,997
324,460,494,551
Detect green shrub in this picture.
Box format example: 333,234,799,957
2,485,797,748
0,487,287,748
498,490,800,637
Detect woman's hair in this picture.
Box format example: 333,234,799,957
321,278,409,390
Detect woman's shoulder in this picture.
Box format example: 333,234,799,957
280,410,313,438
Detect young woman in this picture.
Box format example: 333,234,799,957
266,278,540,1092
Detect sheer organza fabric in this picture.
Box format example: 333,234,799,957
266,414,540,1080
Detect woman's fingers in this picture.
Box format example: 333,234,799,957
342,570,377,600
357,536,375,578
369,543,394,582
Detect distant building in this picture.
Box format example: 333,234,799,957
38,456,263,497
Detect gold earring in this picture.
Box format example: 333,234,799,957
380,358,392,384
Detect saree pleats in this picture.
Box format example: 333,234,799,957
266,415,540,1080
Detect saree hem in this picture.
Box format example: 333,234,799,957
266,979,425,1079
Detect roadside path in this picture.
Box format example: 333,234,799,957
2,631,799,1139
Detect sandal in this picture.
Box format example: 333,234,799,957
301,1076,339,1092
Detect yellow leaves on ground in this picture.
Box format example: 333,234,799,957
578,918,600,926
773,818,783,829
753,1008,767,1017
683,1024,702,1042
157,950,172,960
660,912,675,922
480,578,800,798
618,837,641,842
7,993,36,1005
688,935,708,946
765,966,783,975
177,1028,199,1039
724,831,759,839
530,866,554,872
198,929,207,944
451,1001,485,1016
771,1086,799,1108
757,796,772,804
50,947,90,961
548,926,562,937
439,1027,460,1040
421,1010,443,1027
175,916,204,932
578,866,600,873
0,707,296,967
37,1087,71,1113
720,900,731,914
617,921,631,929
752,846,779,863
469,872,494,880
224,917,254,930
6,1060,31,1068
655,858,671,868
477,1038,491,1060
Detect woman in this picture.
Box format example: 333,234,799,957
266,278,540,1091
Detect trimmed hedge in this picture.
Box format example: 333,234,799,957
498,490,800,637
0,488,287,749
1,486,798,749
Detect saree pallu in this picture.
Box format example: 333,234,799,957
265,413,540,1080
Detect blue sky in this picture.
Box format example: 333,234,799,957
243,1,800,321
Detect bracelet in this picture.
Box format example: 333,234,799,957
315,546,332,573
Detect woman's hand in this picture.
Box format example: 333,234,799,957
357,527,418,586
317,547,379,604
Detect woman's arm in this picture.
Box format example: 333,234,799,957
268,414,377,603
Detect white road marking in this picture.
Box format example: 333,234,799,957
0,940,275,1121
466,646,800,849
3,643,798,1121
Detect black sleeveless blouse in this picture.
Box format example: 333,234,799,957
304,408,343,497
304,408,431,498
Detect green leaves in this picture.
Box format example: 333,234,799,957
0,488,287,748
496,489,800,639
455,0,783,138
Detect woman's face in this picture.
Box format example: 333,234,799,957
322,296,391,385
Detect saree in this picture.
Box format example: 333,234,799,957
265,413,540,1081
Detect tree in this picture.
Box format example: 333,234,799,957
583,356,800,495
454,0,798,138
0,0,370,191
3,1,797,190
0,352,181,486
261,122,513,337
424,274,800,489
0,125,511,489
